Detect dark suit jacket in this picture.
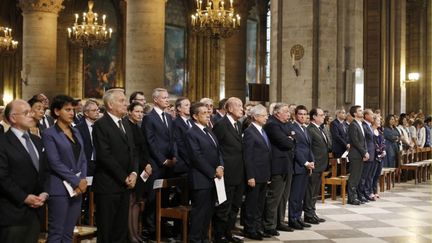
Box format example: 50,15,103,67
185,123,223,190
291,122,314,175
42,125,87,196
362,122,376,162
330,119,348,156
92,113,138,194
243,124,271,183
263,115,295,176
348,120,367,160
0,130,49,226
76,119,95,175
211,112,224,125
141,109,176,179
173,116,191,174
307,124,329,173
212,115,244,185
0,124,4,135
39,114,55,132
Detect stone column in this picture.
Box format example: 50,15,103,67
125,0,165,98
19,0,64,99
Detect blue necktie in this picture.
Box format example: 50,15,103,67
22,133,39,171
261,128,270,147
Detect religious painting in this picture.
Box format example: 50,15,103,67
82,0,118,99
164,25,186,96
83,34,118,98
246,19,258,84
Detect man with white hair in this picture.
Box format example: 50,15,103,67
93,88,139,242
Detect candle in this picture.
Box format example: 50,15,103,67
291,53,295,66
102,15,106,25
67,28,71,38
109,28,112,38
230,0,233,8
83,13,86,23
75,13,78,23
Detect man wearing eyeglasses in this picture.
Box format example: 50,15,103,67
0,99,50,242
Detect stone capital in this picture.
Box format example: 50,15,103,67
19,0,64,15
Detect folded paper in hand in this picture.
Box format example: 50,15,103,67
140,170,149,182
63,172,81,197
214,177,227,205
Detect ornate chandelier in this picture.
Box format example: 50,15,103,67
0,26,18,54
67,0,113,49
191,0,241,39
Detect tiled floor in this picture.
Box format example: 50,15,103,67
82,180,431,243
239,180,432,243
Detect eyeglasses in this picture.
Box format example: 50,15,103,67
88,109,100,112
11,110,34,117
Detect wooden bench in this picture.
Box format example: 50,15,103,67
155,177,191,243
321,158,348,205
399,150,422,184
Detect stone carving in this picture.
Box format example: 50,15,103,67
19,0,64,14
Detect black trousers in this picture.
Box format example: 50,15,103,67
244,182,267,233
288,173,308,221
213,183,244,237
190,188,215,243
303,172,322,218
348,158,364,198
277,173,292,225
0,213,40,243
95,191,130,243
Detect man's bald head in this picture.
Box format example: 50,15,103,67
4,99,34,130
225,97,244,120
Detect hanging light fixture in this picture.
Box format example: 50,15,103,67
0,26,18,55
191,0,241,39
67,0,113,48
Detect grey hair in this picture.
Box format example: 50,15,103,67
250,104,267,117
272,102,288,115
200,97,214,105
83,99,99,112
152,88,168,100
103,88,124,107
335,109,345,116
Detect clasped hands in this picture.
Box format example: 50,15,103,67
215,166,224,179
163,157,177,167
24,193,48,208
73,179,88,196
125,172,137,189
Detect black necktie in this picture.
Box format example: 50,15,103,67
118,120,126,135
22,133,39,171
204,127,216,146
161,113,168,128
319,127,328,144
234,122,239,134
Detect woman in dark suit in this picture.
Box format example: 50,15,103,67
126,102,152,243
42,95,87,243
383,114,400,168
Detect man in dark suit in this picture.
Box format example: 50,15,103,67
288,105,314,230
173,97,192,175
0,99,50,242
347,105,369,205
212,97,244,243
93,88,139,242
359,109,376,201
141,88,177,237
330,109,350,158
200,97,215,129
212,98,228,125
186,102,224,243
263,103,295,235
35,93,54,132
243,104,271,241
76,99,100,176
304,108,329,224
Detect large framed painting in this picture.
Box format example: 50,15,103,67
83,34,118,98
164,25,186,96
246,19,258,84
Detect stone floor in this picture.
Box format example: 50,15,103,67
82,179,432,243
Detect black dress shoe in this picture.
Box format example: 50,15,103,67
297,219,312,228
314,215,326,223
304,217,320,224
257,230,271,238
359,196,369,203
215,235,230,243
264,229,280,236
226,234,243,243
244,232,263,241
276,224,293,232
288,220,304,230
367,196,376,201
348,199,361,205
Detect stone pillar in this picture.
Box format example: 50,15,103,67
125,0,165,98
224,20,247,99
19,0,64,99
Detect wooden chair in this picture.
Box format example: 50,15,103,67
321,158,348,205
399,150,421,184
155,177,191,243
